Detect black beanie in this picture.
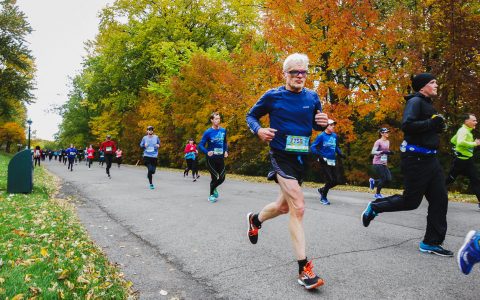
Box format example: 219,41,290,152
412,73,436,92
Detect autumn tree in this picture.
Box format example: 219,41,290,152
0,121,25,152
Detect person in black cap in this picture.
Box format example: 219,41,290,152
361,73,453,257
369,127,394,198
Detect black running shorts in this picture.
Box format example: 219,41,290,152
267,150,307,185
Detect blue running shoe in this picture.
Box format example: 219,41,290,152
374,193,384,199
361,202,377,227
369,178,375,191
213,188,219,198
320,196,330,205
149,184,155,190
419,242,453,257
458,230,480,275
208,195,217,203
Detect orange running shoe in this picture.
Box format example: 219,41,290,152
298,261,324,290
247,212,260,244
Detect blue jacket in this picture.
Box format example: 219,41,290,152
311,132,343,161
199,127,228,158
246,86,323,154
66,147,78,159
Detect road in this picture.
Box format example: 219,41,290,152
44,159,480,299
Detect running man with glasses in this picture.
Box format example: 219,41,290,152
246,53,328,290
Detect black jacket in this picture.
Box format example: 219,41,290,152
401,92,443,150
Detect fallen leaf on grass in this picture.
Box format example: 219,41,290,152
11,294,24,300
29,286,41,295
57,269,69,280
12,229,27,237
0,277,4,284
24,274,32,282
76,275,90,284
40,248,48,257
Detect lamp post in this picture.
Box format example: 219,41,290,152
27,119,32,150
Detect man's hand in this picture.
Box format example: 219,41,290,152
207,151,214,156
315,110,328,127
224,151,228,158
475,139,480,146
257,128,277,142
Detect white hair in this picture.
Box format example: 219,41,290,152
283,53,309,72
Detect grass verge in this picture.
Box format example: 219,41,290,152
0,152,134,299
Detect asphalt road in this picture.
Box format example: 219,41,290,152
44,159,480,300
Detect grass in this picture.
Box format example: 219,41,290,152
0,152,134,299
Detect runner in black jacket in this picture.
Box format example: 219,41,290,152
361,73,453,257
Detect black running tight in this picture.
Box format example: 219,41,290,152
144,156,158,184
206,157,226,196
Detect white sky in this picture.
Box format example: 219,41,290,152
16,0,114,140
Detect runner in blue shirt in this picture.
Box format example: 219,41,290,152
310,119,346,205
199,112,228,202
140,126,161,189
245,53,328,290
66,144,78,172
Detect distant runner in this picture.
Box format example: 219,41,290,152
100,135,117,178
140,126,160,189
199,112,228,203
369,128,394,199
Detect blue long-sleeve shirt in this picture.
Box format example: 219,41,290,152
246,86,323,155
140,135,161,158
310,132,343,161
198,127,228,157
66,147,78,159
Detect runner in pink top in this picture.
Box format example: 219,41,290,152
116,148,123,168
369,128,394,198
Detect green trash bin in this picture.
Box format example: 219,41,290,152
7,149,33,193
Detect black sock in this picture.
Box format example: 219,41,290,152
252,214,262,228
298,258,308,274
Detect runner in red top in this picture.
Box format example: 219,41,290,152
100,135,117,178
87,145,95,169
183,138,199,181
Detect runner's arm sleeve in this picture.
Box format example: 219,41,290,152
198,131,209,154
335,140,344,157
224,130,228,152
139,137,145,149
456,129,476,148
312,95,325,131
246,92,272,134
401,98,433,134
310,135,322,156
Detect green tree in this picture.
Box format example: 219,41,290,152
0,0,35,122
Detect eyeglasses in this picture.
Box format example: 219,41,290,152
287,70,309,77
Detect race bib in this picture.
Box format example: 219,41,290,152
285,135,309,152
324,157,336,166
213,148,224,155
106,147,112,152
380,154,388,162
146,146,155,153
70,152,76,156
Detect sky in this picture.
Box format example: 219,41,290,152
16,0,114,140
